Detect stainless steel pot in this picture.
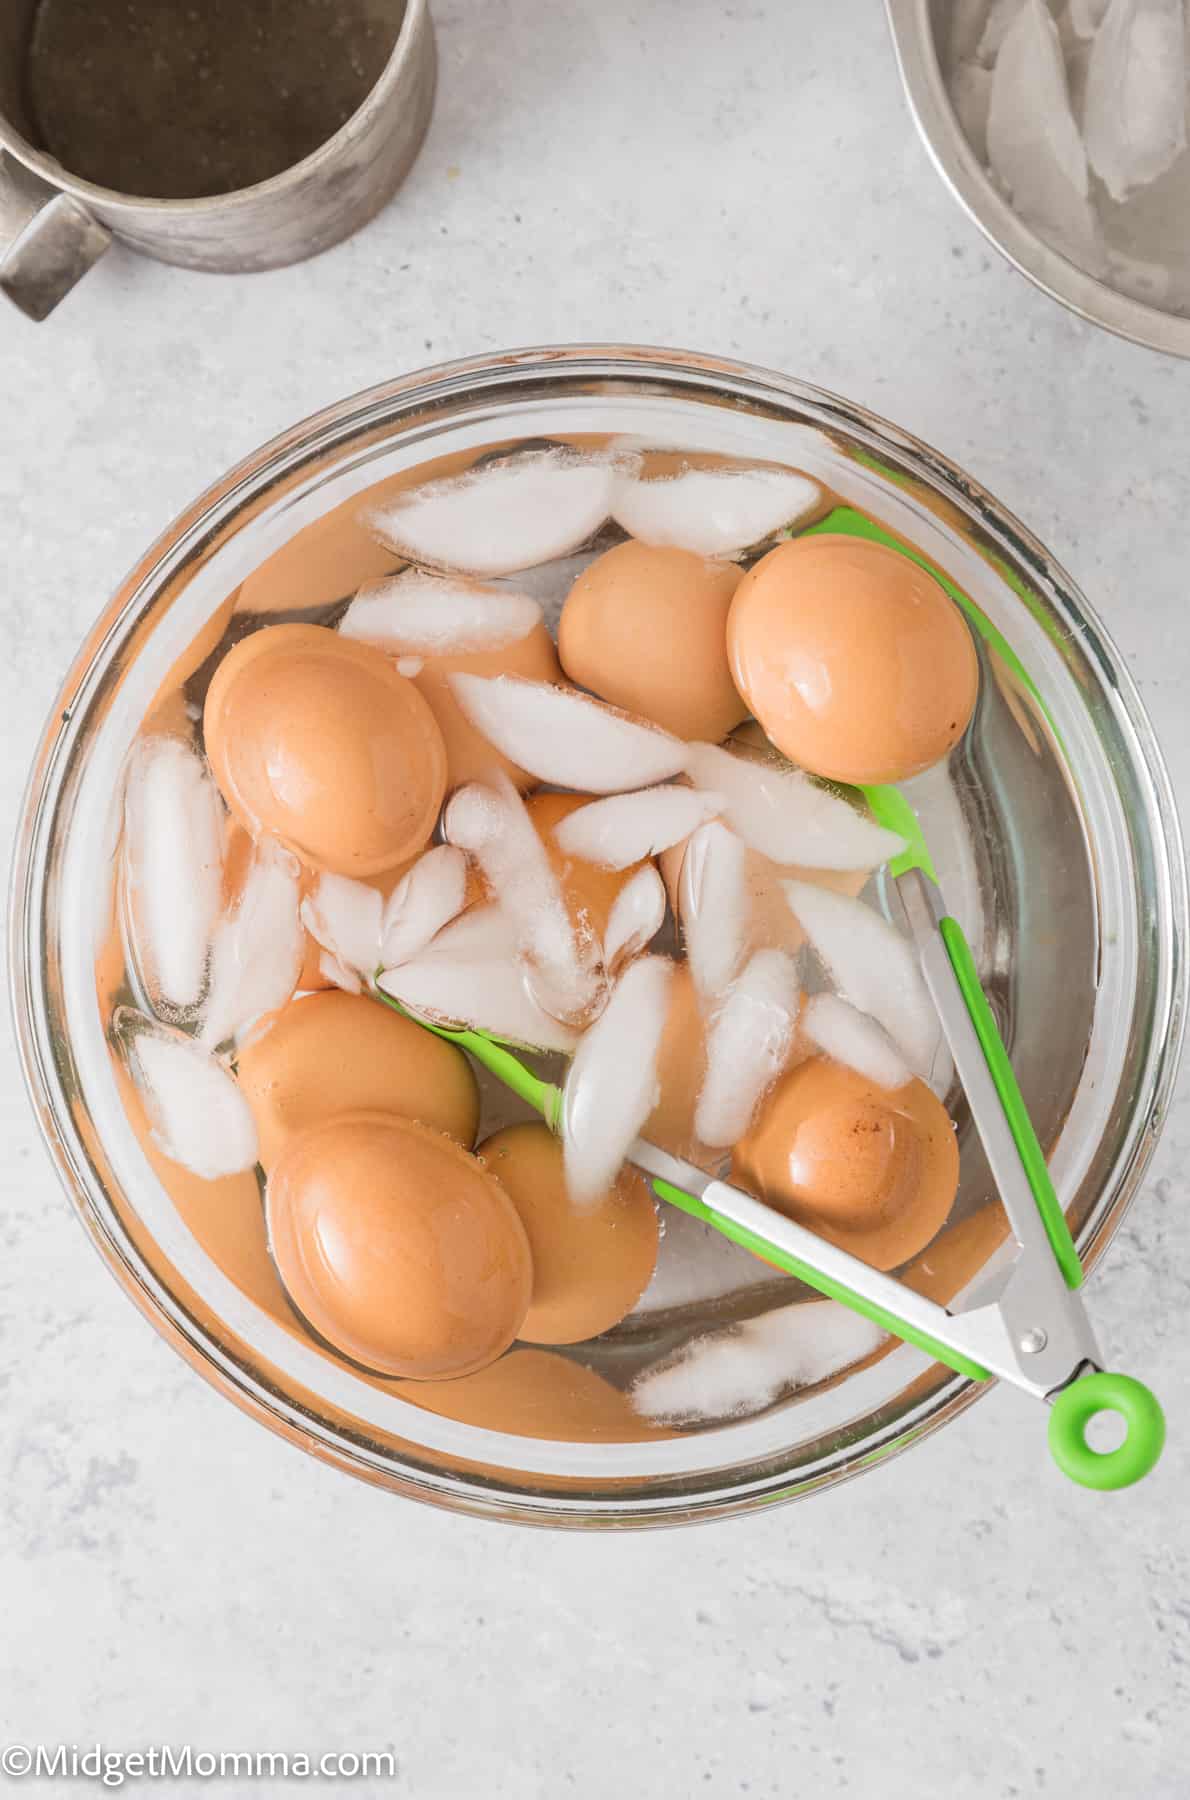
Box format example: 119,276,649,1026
885,0,1190,358
0,0,435,322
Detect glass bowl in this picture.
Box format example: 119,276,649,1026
11,346,1186,1527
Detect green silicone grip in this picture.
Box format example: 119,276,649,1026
651,1178,991,1382
858,781,938,882
937,916,1083,1291
1047,1372,1165,1489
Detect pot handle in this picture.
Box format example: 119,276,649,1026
0,150,111,321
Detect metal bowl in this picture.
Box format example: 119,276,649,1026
885,0,1190,357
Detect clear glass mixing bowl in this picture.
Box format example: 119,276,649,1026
11,346,1186,1527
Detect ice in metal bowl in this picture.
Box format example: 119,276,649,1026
887,0,1190,356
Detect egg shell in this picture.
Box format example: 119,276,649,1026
411,621,564,792
400,1345,671,1442
727,535,979,784
900,1202,1013,1305
643,962,709,1161
236,988,480,1167
479,1122,659,1344
266,1112,532,1380
732,1055,959,1270
203,624,447,877
559,540,747,741
524,790,647,942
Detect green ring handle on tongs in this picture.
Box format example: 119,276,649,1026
941,915,1165,1488
1048,1373,1166,1491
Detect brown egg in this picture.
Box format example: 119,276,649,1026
237,989,479,1167
220,816,256,905
479,1122,659,1344
412,622,564,792
266,1112,532,1379
644,962,708,1160
522,790,646,942
900,1203,1012,1305
203,624,447,877
559,541,747,740
236,519,398,617
732,1055,959,1270
401,1345,672,1442
727,535,979,784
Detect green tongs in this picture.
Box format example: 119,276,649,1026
383,507,1165,1491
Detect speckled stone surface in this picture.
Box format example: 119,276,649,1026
2,4,1189,1795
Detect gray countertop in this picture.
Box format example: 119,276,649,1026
2,3,1189,1795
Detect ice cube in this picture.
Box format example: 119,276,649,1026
987,0,1105,271
199,840,303,1049
782,880,940,1076
300,872,384,984
610,467,823,559
947,0,996,65
119,1010,258,1178
448,674,688,793
603,864,668,974
378,910,580,1053
380,845,469,967
678,821,749,1005
121,737,226,1020
368,449,633,578
800,992,912,1092
683,740,904,870
562,955,674,1207
977,0,1029,62
694,949,801,1149
951,60,995,162
1067,0,1112,38
443,775,603,1026
631,1207,786,1316
552,785,726,870
417,902,518,963
340,568,543,655
1083,0,1187,201
319,949,362,995
630,1299,888,1424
